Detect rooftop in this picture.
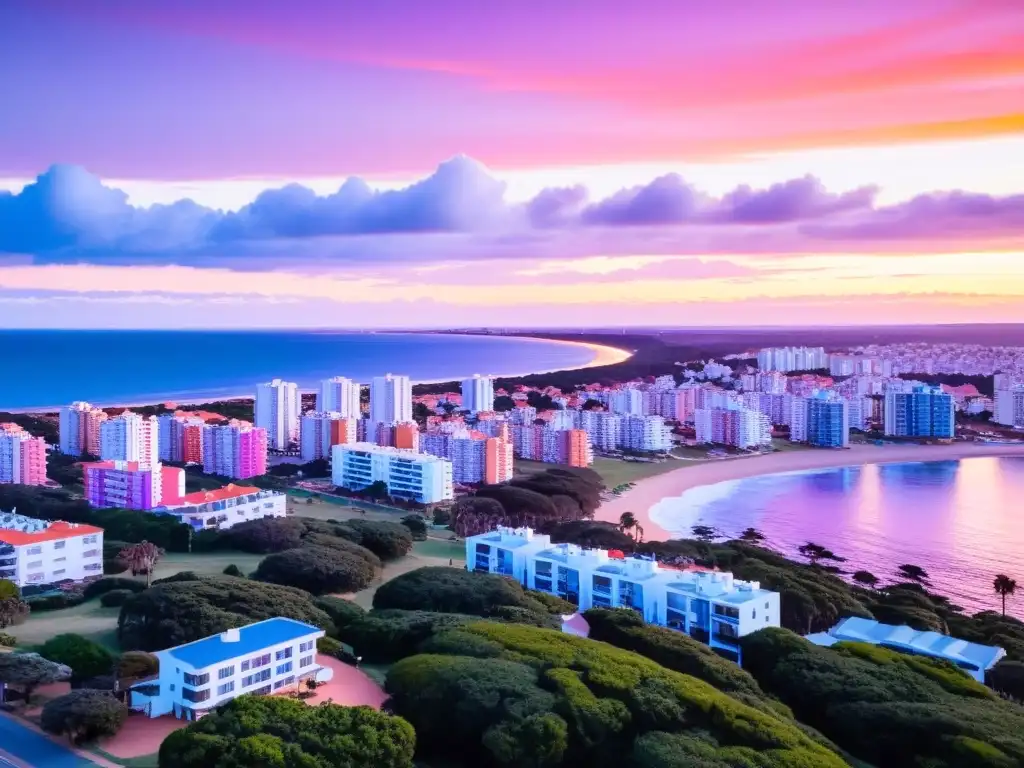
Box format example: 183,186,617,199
164,617,324,669
0,514,103,546
170,484,267,506
82,460,150,472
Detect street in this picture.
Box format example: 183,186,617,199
0,713,96,768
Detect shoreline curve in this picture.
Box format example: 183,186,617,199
596,442,1024,540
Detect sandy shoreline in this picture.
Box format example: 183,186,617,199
3,334,634,415
596,442,1024,540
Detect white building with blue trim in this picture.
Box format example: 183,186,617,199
465,526,780,663
128,617,333,720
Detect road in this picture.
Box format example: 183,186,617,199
0,713,97,768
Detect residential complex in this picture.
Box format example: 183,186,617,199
420,430,514,484
370,374,412,425
202,421,268,479
100,412,159,465
317,376,362,418
0,423,47,486
621,415,673,452
299,411,356,462
0,511,103,588
466,527,780,663
255,378,300,450
757,346,827,373
883,385,955,439
332,442,454,503
511,425,593,466
155,485,287,531
694,405,771,449
791,392,849,448
82,460,185,510
128,618,333,721
58,401,108,456
158,413,205,464
461,374,495,413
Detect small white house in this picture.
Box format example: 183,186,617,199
129,617,333,720
0,511,104,588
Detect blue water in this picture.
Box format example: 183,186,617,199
0,330,598,410
651,457,1024,617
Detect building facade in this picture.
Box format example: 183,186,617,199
58,401,108,457
0,423,48,486
299,412,356,462
883,385,955,438
800,392,849,448
757,346,827,373
155,485,287,531
158,414,206,464
370,374,412,426
99,412,159,466
255,379,300,450
128,618,333,720
694,405,771,449
317,376,362,418
0,512,103,588
461,374,495,413
621,415,673,453
466,527,780,663
332,442,453,503
82,461,185,510
202,421,268,480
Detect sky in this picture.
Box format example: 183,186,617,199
0,0,1022,329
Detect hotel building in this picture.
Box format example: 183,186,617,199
883,385,955,438
202,421,268,480
0,424,47,486
466,527,780,663
331,443,453,503
157,414,205,464
461,374,495,413
82,461,185,510
155,485,287,531
99,412,159,466
317,376,362,418
255,379,300,450
128,618,333,721
0,512,103,588
370,374,413,425
58,401,108,457
299,412,356,462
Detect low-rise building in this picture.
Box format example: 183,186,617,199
154,485,287,531
82,460,184,510
332,442,454,503
0,511,103,588
128,617,333,721
465,527,780,663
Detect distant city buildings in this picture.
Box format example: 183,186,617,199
0,512,103,588
0,423,47,486
58,401,108,456
757,347,827,373
332,443,454,503
621,415,673,452
202,421,268,480
883,385,955,439
370,374,412,426
317,376,361,418
694,405,771,449
100,412,159,465
511,425,593,466
82,460,185,510
461,374,495,413
158,413,205,464
420,430,514,484
255,379,300,450
797,392,850,448
299,412,356,462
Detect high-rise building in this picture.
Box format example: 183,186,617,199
203,421,268,479
803,392,849,448
608,388,644,416
158,413,206,464
883,385,955,438
82,460,184,510
621,415,673,452
578,411,622,452
0,423,48,486
299,412,356,462
694,405,771,449
99,412,159,466
255,379,300,450
370,374,412,426
332,443,454,503
421,430,514,484
58,401,108,457
757,347,827,373
993,373,1020,426
461,374,495,413
1013,387,1024,429
317,377,361,418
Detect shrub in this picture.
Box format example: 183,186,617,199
253,545,378,595
99,589,134,608
222,564,243,577
312,596,365,633
340,610,476,663
335,519,413,560
83,577,147,601
115,651,159,682
27,592,85,612
0,631,17,647
102,559,129,575
41,689,127,745
400,514,428,540
223,517,306,553
38,634,115,682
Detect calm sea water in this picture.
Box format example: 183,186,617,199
651,457,1024,618
0,330,597,410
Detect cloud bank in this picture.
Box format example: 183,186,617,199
1,156,1021,267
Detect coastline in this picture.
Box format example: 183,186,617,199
596,442,1024,540
2,334,634,415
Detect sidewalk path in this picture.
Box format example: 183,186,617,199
0,713,98,768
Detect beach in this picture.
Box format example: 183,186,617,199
596,442,1024,540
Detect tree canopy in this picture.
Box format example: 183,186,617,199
38,634,114,683
0,652,71,702
222,516,411,561
41,689,127,745
253,544,378,595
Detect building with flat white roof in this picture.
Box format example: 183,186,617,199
255,379,300,450
466,526,780,663
128,617,333,721
332,442,453,503
0,511,103,588
370,374,412,426
805,617,1005,683
154,485,287,531
317,376,361,418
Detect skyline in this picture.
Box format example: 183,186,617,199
1,0,1022,327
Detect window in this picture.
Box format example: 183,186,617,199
275,647,292,661
274,679,286,690
217,682,235,696
254,684,272,695
242,669,271,687
27,573,44,582
27,561,43,569
52,569,65,577
250,653,271,669
84,563,102,571
26,546,42,556
53,557,66,563
299,640,314,653
183,672,210,687
300,655,313,668
218,665,234,680
53,541,65,550
83,549,100,558
182,687,210,703
276,662,292,675
241,660,250,672
82,535,98,544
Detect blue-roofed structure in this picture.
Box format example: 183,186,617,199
128,617,332,721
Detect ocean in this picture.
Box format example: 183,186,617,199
0,330,598,410
651,457,1024,618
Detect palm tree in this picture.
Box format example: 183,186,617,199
993,574,1018,616
619,512,638,540
118,541,163,588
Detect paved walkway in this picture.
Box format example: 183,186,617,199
0,713,97,768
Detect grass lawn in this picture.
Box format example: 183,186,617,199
144,550,266,581
287,494,413,525
9,600,121,651
88,749,159,768
345,537,466,609
514,455,700,489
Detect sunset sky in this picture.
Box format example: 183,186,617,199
1,0,1022,328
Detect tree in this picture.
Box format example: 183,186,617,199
618,512,638,540
896,563,930,584
118,541,163,587
994,574,1018,617
158,695,415,768
0,653,71,704
400,514,428,540
38,634,114,683
581,399,604,411
253,545,378,595
852,570,880,588
41,689,127,745
798,542,845,566
547,521,635,552
363,480,391,500
738,528,766,545
452,496,507,537
493,395,515,412
0,578,29,629
114,651,159,684
690,525,721,543
222,564,244,577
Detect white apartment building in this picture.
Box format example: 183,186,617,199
466,527,780,663
757,347,827,373
255,379,300,451
622,415,673,452
578,411,622,452
332,442,453,503
128,618,333,721
608,388,644,416
370,374,412,425
317,376,361,418
1013,387,1024,429
694,405,771,449
993,373,1021,426
299,411,356,462
58,401,107,457
461,374,495,413
155,486,287,531
100,412,159,466
0,512,103,588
